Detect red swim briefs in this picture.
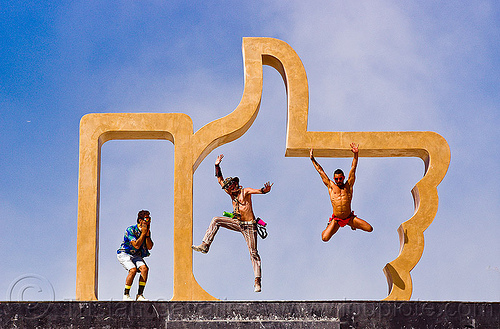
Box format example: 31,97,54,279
328,211,355,227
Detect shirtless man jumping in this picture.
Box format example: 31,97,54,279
310,143,373,242
192,154,273,292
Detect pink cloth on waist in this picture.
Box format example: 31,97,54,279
329,211,355,227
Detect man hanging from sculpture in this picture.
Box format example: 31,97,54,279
310,143,373,241
192,154,273,292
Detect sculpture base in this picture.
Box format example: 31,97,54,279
1,301,498,328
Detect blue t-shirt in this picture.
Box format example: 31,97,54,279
117,224,150,257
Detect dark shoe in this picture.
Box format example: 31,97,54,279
192,242,209,254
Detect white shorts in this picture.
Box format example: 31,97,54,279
117,252,147,271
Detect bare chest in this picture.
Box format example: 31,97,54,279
329,185,352,204
231,191,253,211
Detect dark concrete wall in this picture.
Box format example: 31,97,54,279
0,301,498,328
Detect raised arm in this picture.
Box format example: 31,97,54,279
245,181,274,195
215,154,225,186
310,149,332,187
131,225,150,250
144,223,153,250
347,143,359,186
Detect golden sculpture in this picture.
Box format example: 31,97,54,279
76,37,450,301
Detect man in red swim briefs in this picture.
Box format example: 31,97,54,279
310,143,373,241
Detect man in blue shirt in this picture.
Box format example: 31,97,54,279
117,210,154,301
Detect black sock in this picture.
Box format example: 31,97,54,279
138,282,146,295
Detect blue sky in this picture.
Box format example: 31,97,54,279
2,1,499,302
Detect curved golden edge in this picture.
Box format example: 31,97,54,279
382,133,451,300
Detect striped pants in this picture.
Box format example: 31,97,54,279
202,216,261,278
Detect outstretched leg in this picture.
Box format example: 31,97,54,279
322,220,340,242
349,216,373,232
193,216,241,253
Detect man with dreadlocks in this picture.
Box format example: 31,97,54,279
192,154,273,292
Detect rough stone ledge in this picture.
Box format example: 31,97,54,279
0,300,498,328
